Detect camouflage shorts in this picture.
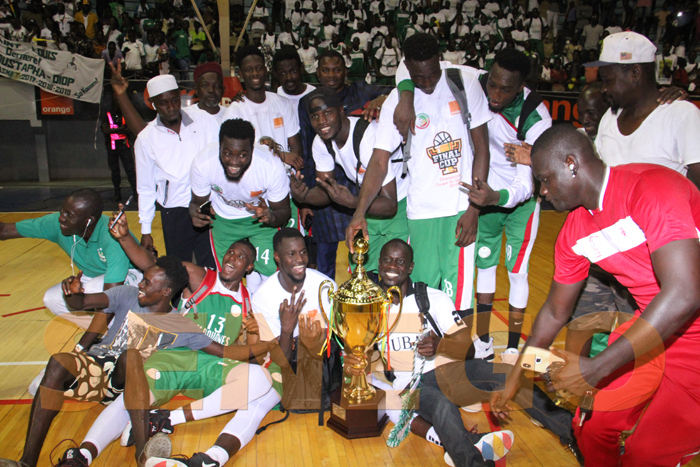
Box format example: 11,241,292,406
570,265,637,332
63,351,123,405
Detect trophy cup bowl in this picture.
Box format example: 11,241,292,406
319,236,403,404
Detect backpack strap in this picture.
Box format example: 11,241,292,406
180,268,218,316
414,282,443,338
352,117,371,187
516,89,544,141
445,68,475,155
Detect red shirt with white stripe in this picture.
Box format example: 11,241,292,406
554,164,700,320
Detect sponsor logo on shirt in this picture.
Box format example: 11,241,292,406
426,132,462,175
250,190,263,197
448,101,461,115
274,117,284,128
416,113,430,129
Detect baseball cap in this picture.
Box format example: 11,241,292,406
584,31,657,67
147,74,179,99
305,86,343,116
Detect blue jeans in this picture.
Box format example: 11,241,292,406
316,241,337,281
417,360,574,467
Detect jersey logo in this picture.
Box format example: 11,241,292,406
274,117,284,128
212,184,223,194
230,304,242,317
448,101,461,115
416,113,430,129
250,190,263,197
97,248,106,262
426,132,462,175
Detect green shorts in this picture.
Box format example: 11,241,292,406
144,349,244,407
475,197,540,274
350,197,408,273
211,215,277,277
407,210,476,311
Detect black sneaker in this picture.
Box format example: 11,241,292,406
120,409,174,447
55,448,88,467
564,438,585,466
144,452,220,467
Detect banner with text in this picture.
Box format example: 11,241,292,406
0,36,104,103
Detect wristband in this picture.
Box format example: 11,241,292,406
397,79,415,93
75,343,85,353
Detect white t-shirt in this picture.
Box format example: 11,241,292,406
655,53,677,85
462,0,478,16
190,143,290,219
472,23,493,41
255,269,335,339
298,46,318,74
305,11,324,29
277,31,298,48
375,46,401,76
511,29,529,43
595,102,700,176
369,285,459,392
291,10,304,29
524,16,547,40
277,84,316,115
351,31,372,51
312,117,408,201
122,40,145,71
381,62,492,220
443,50,466,65
187,105,228,125
222,92,300,152
450,23,470,37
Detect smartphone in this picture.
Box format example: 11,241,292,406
199,200,213,217
520,346,565,373
109,195,133,229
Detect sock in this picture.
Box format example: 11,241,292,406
476,303,493,342
426,427,442,447
205,445,230,466
169,408,187,426
79,449,93,465
82,394,130,456
507,331,521,350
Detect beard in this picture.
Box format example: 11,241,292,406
220,157,252,182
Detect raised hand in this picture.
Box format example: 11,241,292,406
504,142,532,166
278,287,307,336
109,61,128,96
289,172,309,202
298,313,322,350
109,203,130,239
244,197,273,224
316,176,357,208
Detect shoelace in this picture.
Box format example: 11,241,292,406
49,440,85,467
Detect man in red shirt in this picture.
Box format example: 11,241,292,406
491,124,700,466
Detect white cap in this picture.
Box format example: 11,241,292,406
146,74,178,98
584,31,657,67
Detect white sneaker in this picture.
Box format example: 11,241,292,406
474,430,514,461
443,430,514,465
460,402,483,413
473,336,495,360
28,370,45,396
500,348,520,365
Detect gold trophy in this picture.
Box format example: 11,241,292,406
319,236,403,438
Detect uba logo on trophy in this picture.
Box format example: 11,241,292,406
426,131,461,175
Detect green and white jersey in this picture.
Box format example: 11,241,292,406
179,269,251,346
487,87,552,207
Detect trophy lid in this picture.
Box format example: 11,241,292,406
334,236,387,305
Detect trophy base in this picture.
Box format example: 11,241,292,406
327,384,389,439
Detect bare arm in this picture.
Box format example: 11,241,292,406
455,122,490,247
109,62,147,136
77,312,114,350
345,148,392,250
0,222,22,240
291,170,334,206
108,206,157,271
686,162,700,191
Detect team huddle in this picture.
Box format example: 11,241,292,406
2,29,700,467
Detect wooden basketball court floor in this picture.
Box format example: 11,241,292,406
0,211,696,467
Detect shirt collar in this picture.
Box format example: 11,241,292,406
590,165,610,214
156,109,193,128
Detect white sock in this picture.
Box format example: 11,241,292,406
82,394,130,457
205,445,230,466
169,408,187,426
221,389,280,448
426,426,442,447
79,449,93,465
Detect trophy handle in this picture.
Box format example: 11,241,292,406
379,285,403,340
318,279,333,330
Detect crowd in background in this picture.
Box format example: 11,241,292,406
0,0,698,88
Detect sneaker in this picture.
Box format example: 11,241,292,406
564,438,585,466
500,348,520,365
55,448,88,467
121,409,174,447
530,418,544,427
443,431,513,466
474,430,514,461
472,335,495,361
145,452,220,467
141,433,172,462
28,370,45,397
460,402,483,413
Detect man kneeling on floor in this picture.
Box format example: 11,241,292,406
343,239,582,467
0,256,221,467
